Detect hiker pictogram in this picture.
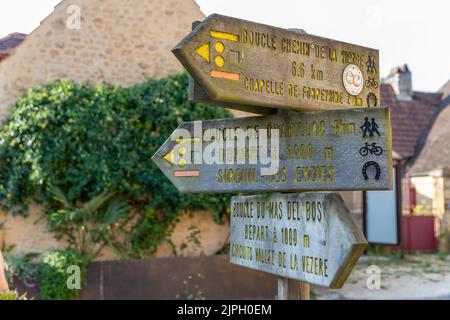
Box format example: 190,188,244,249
361,117,381,138
366,55,377,73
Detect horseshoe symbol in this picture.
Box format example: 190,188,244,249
366,92,378,108
362,161,381,180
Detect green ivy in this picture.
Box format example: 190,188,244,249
38,249,87,300
0,74,232,257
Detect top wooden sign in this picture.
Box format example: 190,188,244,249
173,14,380,112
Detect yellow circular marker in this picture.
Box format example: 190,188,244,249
178,159,186,167
215,41,225,53
215,55,225,68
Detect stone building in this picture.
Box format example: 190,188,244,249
409,80,450,251
0,0,203,122
381,65,445,251
0,33,26,62
0,0,231,259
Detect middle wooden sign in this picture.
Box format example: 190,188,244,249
152,107,392,193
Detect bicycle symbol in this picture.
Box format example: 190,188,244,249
359,142,383,156
365,76,378,88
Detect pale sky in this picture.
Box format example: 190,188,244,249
0,0,448,92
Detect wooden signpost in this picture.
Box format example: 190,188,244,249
152,13,391,300
229,193,367,289
173,14,380,112
151,107,392,193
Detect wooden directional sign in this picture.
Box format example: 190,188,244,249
173,14,380,112
151,107,392,193
189,75,276,115
230,193,367,288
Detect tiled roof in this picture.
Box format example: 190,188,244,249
0,32,26,55
381,84,442,159
439,80,450,101
411,80,450,174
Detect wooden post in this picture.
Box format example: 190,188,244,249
278,277,310,300
277,277,288,300
298,281,310,300
164,16,379,301
276,109,311,301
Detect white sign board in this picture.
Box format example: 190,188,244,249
230,193,367,288
365,168,399,245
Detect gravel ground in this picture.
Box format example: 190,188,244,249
313,254,450,300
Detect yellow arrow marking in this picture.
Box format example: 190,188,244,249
210,30,239,42
164,148,187,167
163,151,175,165
163,138,200,166
195,43,210,62
175,138,200,143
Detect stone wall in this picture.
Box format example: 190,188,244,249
0,0,204,121
0,0,209,258
0,205,64,255
0,207,228,260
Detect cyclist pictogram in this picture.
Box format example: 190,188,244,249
365,76,378,88
359,142,383,156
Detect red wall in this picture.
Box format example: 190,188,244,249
402,216,437,252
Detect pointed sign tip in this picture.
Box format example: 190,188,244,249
195,43,210,62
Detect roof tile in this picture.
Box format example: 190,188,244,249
0,32,26,55
382,84,441,159
411,80,450,173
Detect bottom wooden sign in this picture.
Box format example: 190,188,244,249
230,193,367,288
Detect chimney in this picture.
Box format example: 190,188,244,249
384,64,413,100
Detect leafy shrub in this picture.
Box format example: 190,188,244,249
47,185,130,259
3,251,39,285
38,249,87,300
0,290,30,300
0,74,232,257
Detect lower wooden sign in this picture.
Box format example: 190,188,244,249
229,193,367,288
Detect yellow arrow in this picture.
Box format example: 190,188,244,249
164,149,187,167
163,138,200,166
195,43,210,62
163,151,175,165
163,148,186,167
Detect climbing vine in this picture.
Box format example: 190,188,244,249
0,73,232,258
